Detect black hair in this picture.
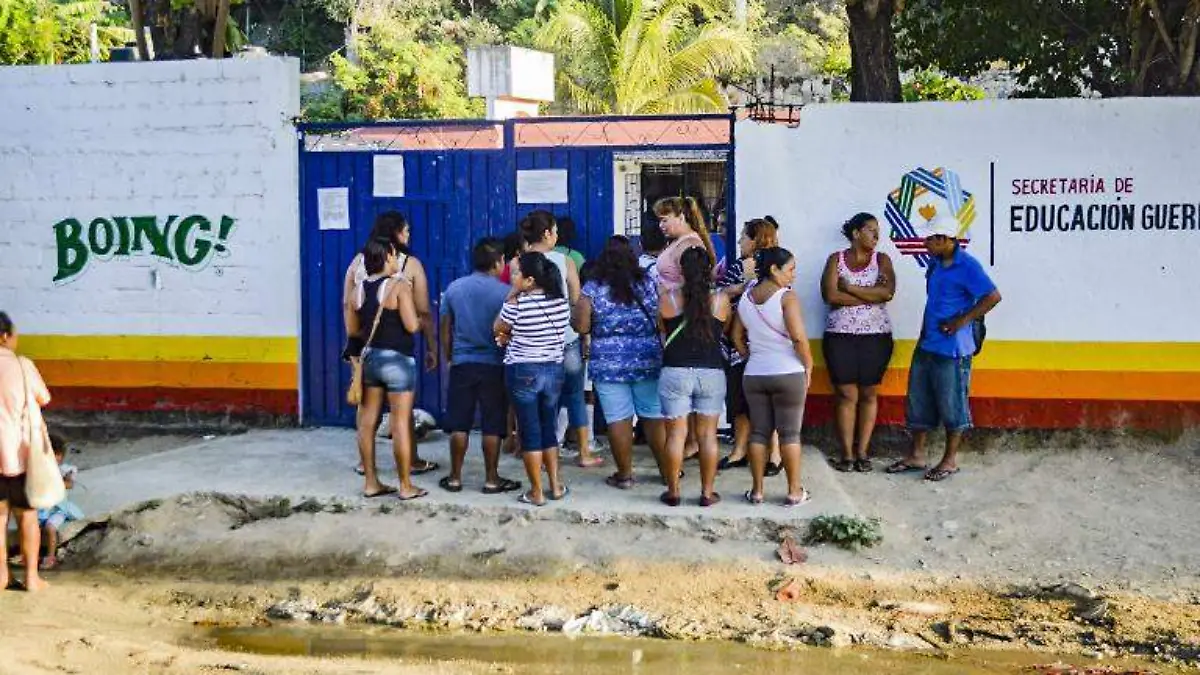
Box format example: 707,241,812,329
519,210,556,246
754,247,796,283
49,431,68,455
556,215,577,247
0,311,12,337
516,252,564,300
369,211,411,253
841,212,877,241
472,237,504,272
361,237,395,276
589,236,644,305
502,231,525,261
639,216,667,254
679,247,716,343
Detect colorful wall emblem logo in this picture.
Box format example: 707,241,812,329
884,167,974,266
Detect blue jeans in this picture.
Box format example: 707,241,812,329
559,340,589,429
905,350,973,432
507,362,565,452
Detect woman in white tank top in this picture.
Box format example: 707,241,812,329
732,247,814,507
819,213,895,474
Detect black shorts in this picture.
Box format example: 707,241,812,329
823,333,894,387
726,361,748,420
443,363,508,436
0,473,31,510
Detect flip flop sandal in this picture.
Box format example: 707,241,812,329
832,459,855,473
518,492,546,507
699,492,722,508
784,488,812,507
886,460,927,474
743,490,764,505
659,491,681,507
354,465,366,476
438,476,463,493
854,459,874,473
5,579,27,592
548,486,570,501
924,467,960,482
576,456,605,468
605,474,636,490
396,488,428,501
411,461,440,476
482,478,522,494
717,456,748,471
364,485,399,498
765,462,783,477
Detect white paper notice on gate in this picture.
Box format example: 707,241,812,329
373,155,406,197
517,169,568,203
317,187,351,231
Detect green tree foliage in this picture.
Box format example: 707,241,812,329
902,68,984,101
535,0,755,114
1,0,129,64
757,2,851,81
896,0,1200,97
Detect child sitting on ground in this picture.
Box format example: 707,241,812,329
37,432,84,569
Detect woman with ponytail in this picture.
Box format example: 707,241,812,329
732,247,814,507
494,252,572,506
657,248,729,508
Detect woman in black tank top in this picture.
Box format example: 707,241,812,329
657,248,730,508
350,239,426,501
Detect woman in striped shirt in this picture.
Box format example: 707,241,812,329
494,252,572,506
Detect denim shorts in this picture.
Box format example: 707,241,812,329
363,348,417,394
443,363,507,436
658,367,726,420
507,362,565,452
559,340,589,429
905,350,973,432
594,379,662,424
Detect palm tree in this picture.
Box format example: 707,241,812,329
536,0,754,114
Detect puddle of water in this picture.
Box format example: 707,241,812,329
208,626,1173,675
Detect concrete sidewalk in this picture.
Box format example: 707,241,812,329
70,428,861,525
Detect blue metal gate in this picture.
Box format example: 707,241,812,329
299,116,733,427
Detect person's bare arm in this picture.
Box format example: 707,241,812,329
821,253,865,307
573,295,592,335
342,263,359,337
712,291,731,323
843,253,897,303
407,258,438,370
440,311,453,366
941,290,1002,335
781,291,814,387
565,258,581,305
730,313,749,359
392,280,421,334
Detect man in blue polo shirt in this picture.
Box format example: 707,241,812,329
438,238,521,495
887,215,1001,482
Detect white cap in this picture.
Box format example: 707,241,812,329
925,214,961,239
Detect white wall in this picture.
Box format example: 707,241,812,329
0,57,301,338
735,99,1200,343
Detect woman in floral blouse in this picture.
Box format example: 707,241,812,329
574,236,667,489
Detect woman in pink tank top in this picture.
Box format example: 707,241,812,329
820,213,896,474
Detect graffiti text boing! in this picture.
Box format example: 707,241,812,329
53,214,236,283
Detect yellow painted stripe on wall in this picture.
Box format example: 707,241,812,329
37,360,298,390
811,340,1200,373
20,335,298,364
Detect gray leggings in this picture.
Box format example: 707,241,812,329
743,372,807,446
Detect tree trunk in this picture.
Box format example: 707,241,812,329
846,0,902,102
1128,0,1200,95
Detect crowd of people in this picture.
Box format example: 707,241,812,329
0,199,1000,591
342,200,1001,508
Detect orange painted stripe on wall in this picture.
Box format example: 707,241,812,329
36,360,297,390
809,368,1200,401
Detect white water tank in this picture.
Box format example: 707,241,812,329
467,46,555,119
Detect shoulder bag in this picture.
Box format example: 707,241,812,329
18,358,65,510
